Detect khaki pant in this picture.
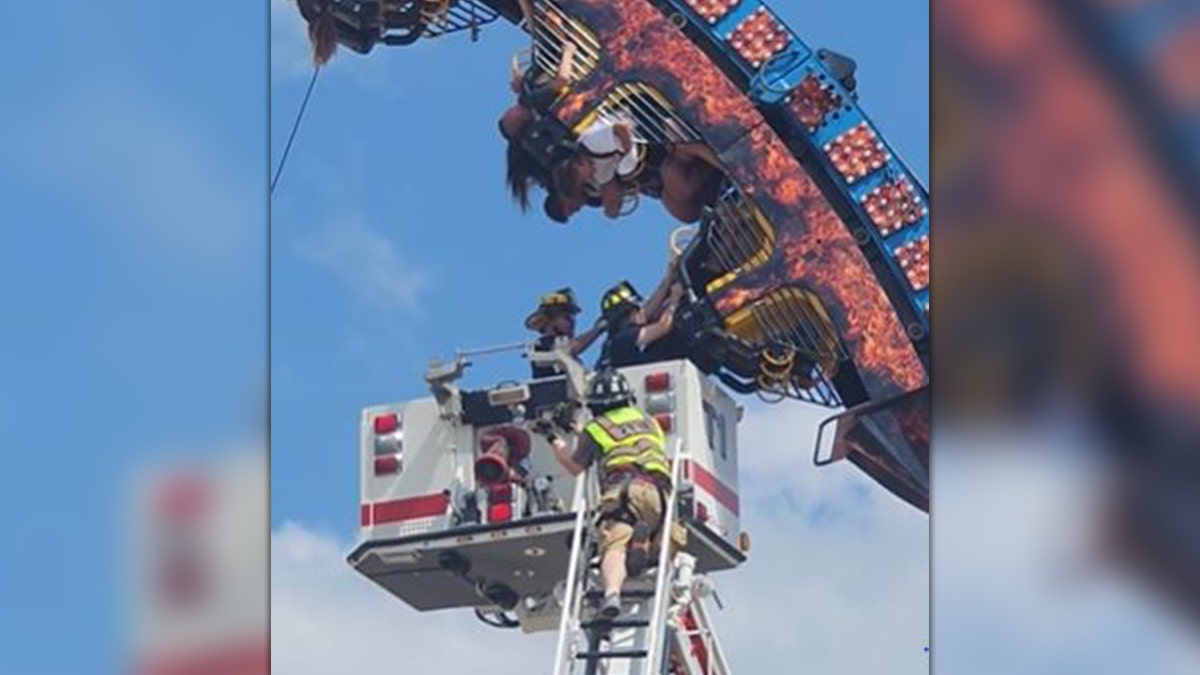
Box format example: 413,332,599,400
596,479,687,555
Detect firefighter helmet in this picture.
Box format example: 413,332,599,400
600,281,643,322
525,288,582,331
587,368,635,412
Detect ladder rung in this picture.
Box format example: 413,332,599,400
584,589,655,600
580,618,650,630
576,649,649,660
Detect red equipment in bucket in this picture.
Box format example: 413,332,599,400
474,426,532,484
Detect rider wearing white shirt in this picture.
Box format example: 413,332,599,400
571,117,639,218
578,118,640,186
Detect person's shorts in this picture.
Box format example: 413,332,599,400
596,479,687,555
597,479,661,555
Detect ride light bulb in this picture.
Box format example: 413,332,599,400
894,235,930,291
825,123,889,183
861,177,925,235
685,0,738,24
789,74,843,130
728,8,790,68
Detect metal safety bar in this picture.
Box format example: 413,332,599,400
531,0,601,82
705,187,774,280
588,83,702,146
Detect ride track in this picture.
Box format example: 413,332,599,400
292,0,931,511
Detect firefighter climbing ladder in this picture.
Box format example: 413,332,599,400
552,442,732,675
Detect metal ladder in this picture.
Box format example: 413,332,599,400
551,442,733,675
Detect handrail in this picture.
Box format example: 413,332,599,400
551,469,591,675
643,437,686,671
748,47,806,98
455,340,532,359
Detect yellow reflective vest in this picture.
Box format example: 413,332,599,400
583,406,670,480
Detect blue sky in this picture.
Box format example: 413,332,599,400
269,0,930,532
0,2,266,672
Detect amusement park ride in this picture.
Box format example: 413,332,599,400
291,0,930,671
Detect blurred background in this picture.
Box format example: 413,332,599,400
933,0,1200,671
0,1,268,673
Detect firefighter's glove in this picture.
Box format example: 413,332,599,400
552,403,580,434
531,419,555,437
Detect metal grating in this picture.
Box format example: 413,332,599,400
420,0,501,39
777,359,842,407
704,186,774,286
745,286,846,371
585,82,702,146
530,0,601,85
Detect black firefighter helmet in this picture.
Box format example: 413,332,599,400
587,368,635,413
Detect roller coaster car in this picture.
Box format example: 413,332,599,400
673,190,929,511
297,0,504,52
672,190,843,407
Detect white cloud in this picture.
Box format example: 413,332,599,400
297,219,428,312
271,522,555,674
714,404,930,673
272,404,930,673
933,424,1200,674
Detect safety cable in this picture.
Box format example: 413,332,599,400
271,66,321,197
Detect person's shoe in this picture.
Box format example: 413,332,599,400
626,522,652,577
599,593,621,620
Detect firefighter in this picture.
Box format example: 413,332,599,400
524,288,605,378
596,267,686,369
539,368,674,619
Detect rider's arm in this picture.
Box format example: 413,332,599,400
518,0,535,32
638,283,683,348
600,181,623,218
548,426,595,477
571,318,607,357
670,141,722,169
552,42,578,88
643,258,680,320
612,121,633,154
